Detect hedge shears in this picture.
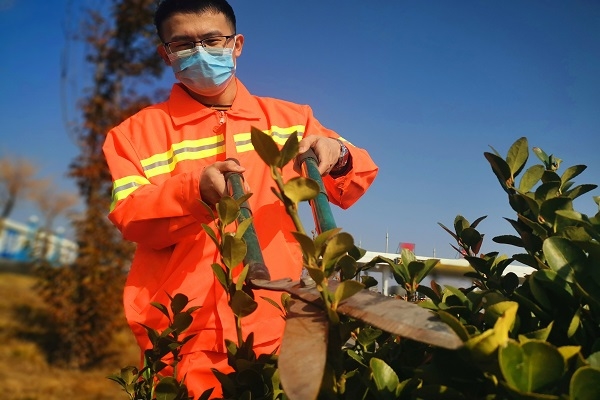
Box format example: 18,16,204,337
224,151,461,399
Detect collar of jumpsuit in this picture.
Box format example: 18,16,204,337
168,78,263,127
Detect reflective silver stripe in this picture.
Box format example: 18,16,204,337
110,175,151,211
234,125,305,153
141,135,225,178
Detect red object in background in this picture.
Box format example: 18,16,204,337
398,242,416,253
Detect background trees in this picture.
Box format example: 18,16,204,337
0,156,46,220
36,0,166,368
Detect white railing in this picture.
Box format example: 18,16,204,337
357,250,534,296
0,217,78,265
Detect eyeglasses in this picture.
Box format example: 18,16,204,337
164,35,236,54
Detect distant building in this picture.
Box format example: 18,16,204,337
0,217,77,265
357,250,534,296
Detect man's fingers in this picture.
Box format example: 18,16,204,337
297,136,318,154
214,159,246,173
200,161,246,206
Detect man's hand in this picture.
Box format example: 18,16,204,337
200,160,246,206
296,136,341,175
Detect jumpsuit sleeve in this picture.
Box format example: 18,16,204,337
103,126,213,250
303,106,379,209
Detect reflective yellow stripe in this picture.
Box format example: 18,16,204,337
234,125,305,153
110,175,151,211
141,135,225,178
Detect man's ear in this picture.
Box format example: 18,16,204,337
234,34,244,58
157,44,171,66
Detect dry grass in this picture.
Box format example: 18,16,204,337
0,270,140,400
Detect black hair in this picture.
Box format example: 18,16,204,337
154,0,237,41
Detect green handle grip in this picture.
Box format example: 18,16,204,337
224,158,271,282
297,149,338,234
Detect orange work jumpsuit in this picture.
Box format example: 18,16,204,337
103,79,378,397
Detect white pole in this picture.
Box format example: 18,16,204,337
385,230,389,253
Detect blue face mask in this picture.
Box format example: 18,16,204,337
168,44,236,97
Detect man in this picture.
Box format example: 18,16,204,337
103,0,378,396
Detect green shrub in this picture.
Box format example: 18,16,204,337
112,136,600,399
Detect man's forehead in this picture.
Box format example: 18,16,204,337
162,11,232,36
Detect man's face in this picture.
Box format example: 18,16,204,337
158,11,244,65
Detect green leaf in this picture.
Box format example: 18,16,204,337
337,254,358,280
470,215,487,229
543,237,587,283
539,197,573,230
278,131,299,168
283,176,319,204
561,164,587,185
234,192,252,208
234,216,253,239
314,228,342,256
370,358,400,395
518,322,553,342
260,296,283,312
519,164,545,193
437,310,469,342
236,265,249,291
170,293,189,315
464,329,498,361
417,285,441,304
357,326,383,348
587,352,600,368
568,309,581,338
542,169,561,183
361,275,379,289
400,247,417,266
512,253,539,269
306,266,325,285
492,301,518,346
251,126,280,166
499,340,565,393
453,215,470,236
460,227,482,248
217,196,239,226
291,231,316,262
506,137,529,177
201,223,219,248
332,280,364,307
483,301,518,334
444,285,472,308
154,377,180,400
535,181,561,201
438,221,459,242
408,259,438,286
493,234,524,248
222,234,247,270
532,269,575,303
231,289,258,318
211,263,228,290
171,312,193,333
322,232,354,276
532,146,550,164
484,152,513,190
570,366,600,400
565,184,598,200
151,302,170,319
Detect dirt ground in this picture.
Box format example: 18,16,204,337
0,271,140,400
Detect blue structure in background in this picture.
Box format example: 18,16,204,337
0,217,77,265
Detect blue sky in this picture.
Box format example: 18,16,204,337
1,0,599,259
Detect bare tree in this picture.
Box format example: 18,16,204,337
0,156,46,219
29,182,79,258
30,182,78,234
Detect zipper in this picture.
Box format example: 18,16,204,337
213,110,226,133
